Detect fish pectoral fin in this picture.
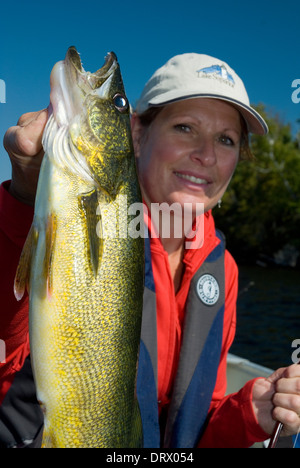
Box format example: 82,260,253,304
79,190,103,277
14,224,39,301
44,214,57,299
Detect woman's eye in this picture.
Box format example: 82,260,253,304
174,124,191,133
219,134,235,146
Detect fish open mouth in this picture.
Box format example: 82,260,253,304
49,47,121,125
65,46,118,90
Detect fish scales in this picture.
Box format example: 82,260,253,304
15,48,144,448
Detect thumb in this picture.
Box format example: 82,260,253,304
266,367,289,385
4,109,48,157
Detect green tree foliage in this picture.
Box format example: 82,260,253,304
213,105,300,267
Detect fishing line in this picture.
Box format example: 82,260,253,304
293,426,300,449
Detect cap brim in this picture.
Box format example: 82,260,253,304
148,93,268,135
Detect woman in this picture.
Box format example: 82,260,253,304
0,52,299,448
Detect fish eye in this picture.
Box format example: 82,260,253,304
113,93,129,113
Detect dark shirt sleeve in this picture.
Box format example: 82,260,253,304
0,181,33,404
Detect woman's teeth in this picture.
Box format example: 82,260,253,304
175,172,208,185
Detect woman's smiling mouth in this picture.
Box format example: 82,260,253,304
174,171,211,186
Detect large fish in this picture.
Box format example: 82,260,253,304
14,47,144,448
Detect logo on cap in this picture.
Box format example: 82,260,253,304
196,274,220,306
197,65,235,87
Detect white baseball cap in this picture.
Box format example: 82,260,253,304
136,53,268,135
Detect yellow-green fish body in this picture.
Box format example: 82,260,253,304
15,48,144,448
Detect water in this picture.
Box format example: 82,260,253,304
230,265,300,370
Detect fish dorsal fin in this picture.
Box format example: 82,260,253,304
79,190,103,277
14,225,39,301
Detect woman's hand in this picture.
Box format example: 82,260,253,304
252,363,300,438
3,109,48,206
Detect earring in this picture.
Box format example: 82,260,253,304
218,199,222,209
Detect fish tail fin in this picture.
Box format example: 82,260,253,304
41,427,55,448
128,400,143,448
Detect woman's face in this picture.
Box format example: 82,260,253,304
132,98,242,214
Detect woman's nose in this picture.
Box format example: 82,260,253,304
189,138,217,167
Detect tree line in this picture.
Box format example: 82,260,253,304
213,104,300,268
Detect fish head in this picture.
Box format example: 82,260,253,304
49,47,133,196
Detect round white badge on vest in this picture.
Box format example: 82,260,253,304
196,274,220,306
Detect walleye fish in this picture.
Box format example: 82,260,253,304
14,47,144,448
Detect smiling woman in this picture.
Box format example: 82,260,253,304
132,98,242,215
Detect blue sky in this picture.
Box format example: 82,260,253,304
0,0,299,183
